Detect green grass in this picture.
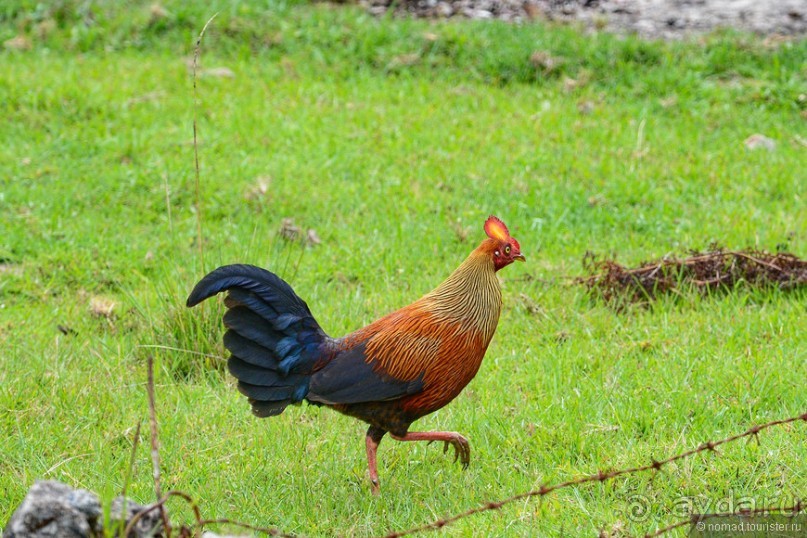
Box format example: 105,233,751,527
1,1,806,536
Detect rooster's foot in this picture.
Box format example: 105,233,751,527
392,430,471,469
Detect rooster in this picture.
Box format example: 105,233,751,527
187,215,524,493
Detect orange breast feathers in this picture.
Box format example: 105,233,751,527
345,301,497,412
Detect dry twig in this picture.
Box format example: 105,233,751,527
147,355,171,535
191,13,219,271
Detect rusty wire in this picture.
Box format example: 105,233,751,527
139,350,805,537
137,359,805,538
380,412,807,538
122,489,298,538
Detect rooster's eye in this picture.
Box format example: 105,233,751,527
504,245,511,255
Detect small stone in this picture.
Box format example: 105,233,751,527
530,50,561,72
245,176,271,200
744,134,776,151
90,296,116,318
634,19,656,36
4,35,32,51
577,100,595,115
388,53,421,68
522,2,542,20
4,480,102,538
435,2,453,17
659,95,678,108
149,3,170,22
109,496,163,538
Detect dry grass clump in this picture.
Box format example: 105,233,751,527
579,247,807,305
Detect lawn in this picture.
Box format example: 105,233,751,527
1,1,805,536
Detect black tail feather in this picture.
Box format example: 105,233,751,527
236,380,307,402
248,399,290,418
228,356,310,389
223,307,283,351
223,330,278,370
187,264,330,416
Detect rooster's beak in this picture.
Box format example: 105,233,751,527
514,254,526,262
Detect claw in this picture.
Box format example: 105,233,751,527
442,435,469,468
390,431,471,471
452,436,470,469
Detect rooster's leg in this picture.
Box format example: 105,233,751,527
365,426,387,495
390,431,470,469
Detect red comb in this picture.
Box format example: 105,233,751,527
484,215,510,241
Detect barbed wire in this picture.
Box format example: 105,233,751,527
138,351,804,538
136,354,298,538
122,489,299,538
380,412,807,538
